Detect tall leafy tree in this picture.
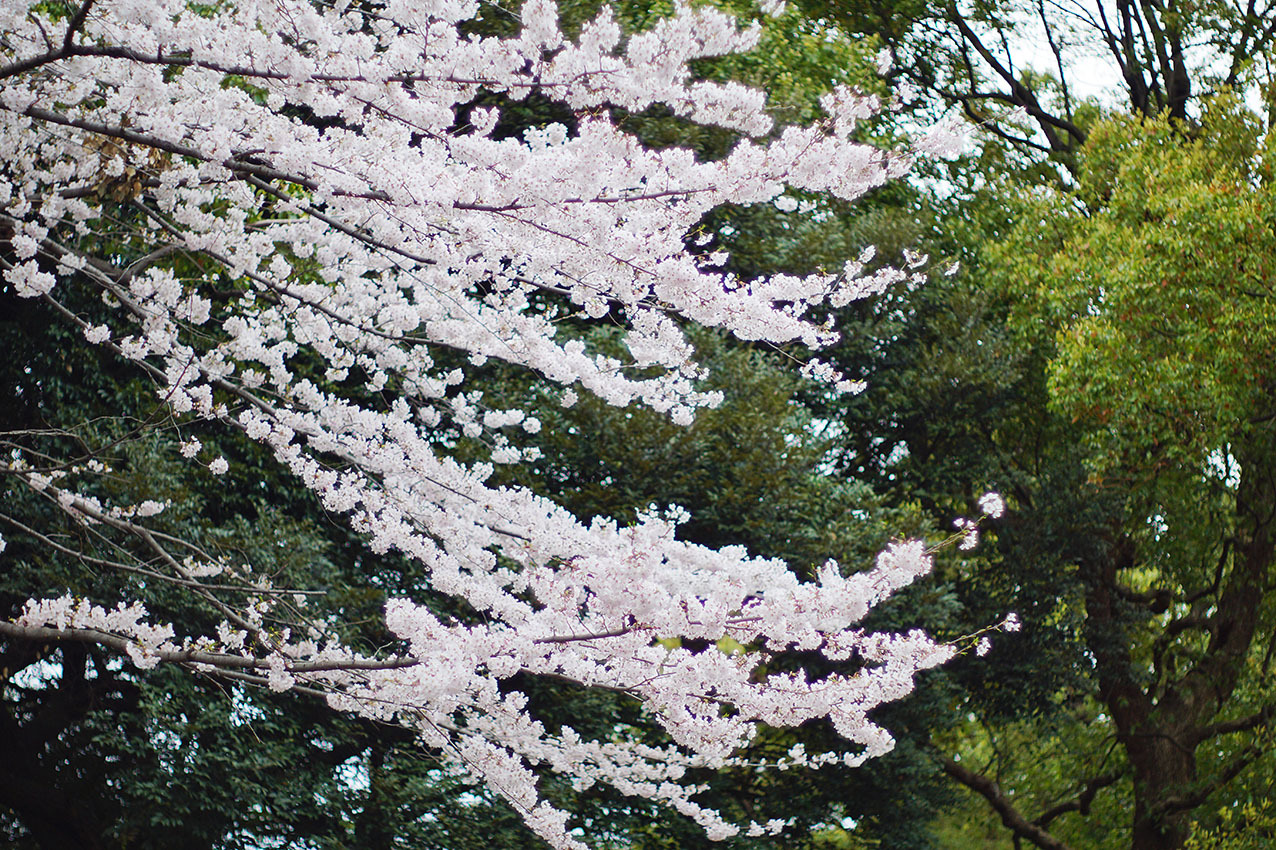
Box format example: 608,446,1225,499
986,102,1276,850
802,10,1276,844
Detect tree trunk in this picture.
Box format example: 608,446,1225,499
1127,730,1194,850
1119,425,1276,850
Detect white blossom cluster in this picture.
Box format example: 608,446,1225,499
0,1,965,845
16,595,177,669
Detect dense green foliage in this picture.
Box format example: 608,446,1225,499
805,7,1276,841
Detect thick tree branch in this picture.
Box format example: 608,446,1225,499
1198,704,1276,740
944,3,1086,152
1034,771,1122,827
14,104,394,202
61,0,97,52
1160,744,1266,815
942,759,1074,850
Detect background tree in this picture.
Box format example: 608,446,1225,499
986,103,1276,850
799,0,1276,171
787,2,1276,845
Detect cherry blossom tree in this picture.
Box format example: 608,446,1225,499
0,0,980,846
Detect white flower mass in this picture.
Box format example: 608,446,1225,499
0,1,968,846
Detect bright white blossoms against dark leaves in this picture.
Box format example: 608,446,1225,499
0,0,972,846
978,492,1006,519
953,491,1005,550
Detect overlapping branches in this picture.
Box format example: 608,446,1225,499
0,1,973,845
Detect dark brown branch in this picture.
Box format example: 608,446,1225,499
15,104,394,202
1160,744,1266,814
1094,0,1132,82
942,759,1074,850
1198,704,1276,740
945,3,1087,152
1039,0,1074,120
61,0,97,52
1034,771,1122,827
0,0,95,78
2,41,603,90
1226,1,1276,86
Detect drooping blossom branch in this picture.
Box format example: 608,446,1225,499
0,0,972,846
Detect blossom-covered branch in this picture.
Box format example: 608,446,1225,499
0,0,969,845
